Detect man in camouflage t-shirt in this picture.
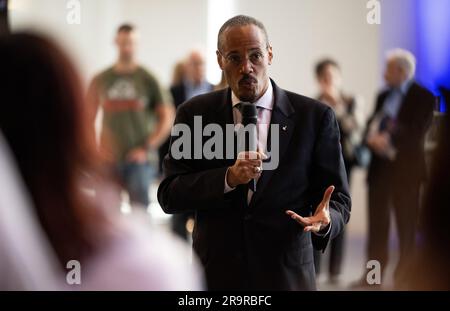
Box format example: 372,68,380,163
88,24,174,208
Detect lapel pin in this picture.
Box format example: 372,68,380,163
282,125,288,131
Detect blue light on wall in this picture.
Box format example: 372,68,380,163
415,0,450,112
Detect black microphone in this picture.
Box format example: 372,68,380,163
239,102,258,192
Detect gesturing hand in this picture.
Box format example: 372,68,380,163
286,185,335,233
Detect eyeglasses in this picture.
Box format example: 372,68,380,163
218,49,267,66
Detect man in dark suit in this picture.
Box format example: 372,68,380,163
158,15,351,290
363,49,435,287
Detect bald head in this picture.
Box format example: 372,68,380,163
185,50,206,85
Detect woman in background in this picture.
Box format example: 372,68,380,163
314,58,364,284
0,33,202,290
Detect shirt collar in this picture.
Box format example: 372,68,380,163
399,79,414,95
231,80,274,110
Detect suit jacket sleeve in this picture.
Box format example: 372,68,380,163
392,89,435,150
157,104,230,214
310,107,352,251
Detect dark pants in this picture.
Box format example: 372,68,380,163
367,168,420,285
313,160,352,278
314,229,346,277
117,162,155,207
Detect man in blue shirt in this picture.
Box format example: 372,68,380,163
166,50,214,240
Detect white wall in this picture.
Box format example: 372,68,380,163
9,0,379,101
9,0,208,87
118,0,208,86
380,0,417,63
9,0,382,236
235,0,379,110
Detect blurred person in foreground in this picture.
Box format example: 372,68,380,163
158,15,351,290
88,23,174,210
403,92,449,290
0,33,202,290
0,132,60,290
355,49,434,288
314,59,365,284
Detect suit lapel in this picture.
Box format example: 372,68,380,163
249,80,295,207
215,87,234,126
214,88,236,167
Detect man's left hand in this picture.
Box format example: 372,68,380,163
286,185,334,233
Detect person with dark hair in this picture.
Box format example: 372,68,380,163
88,23,175,210
158,15,351,290
313,58,364,284
117,23,134,33
0,33,201,290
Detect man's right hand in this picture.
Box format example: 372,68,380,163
226,151,266,188
367,132,391,156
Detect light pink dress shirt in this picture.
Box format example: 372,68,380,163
224,82,274,203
